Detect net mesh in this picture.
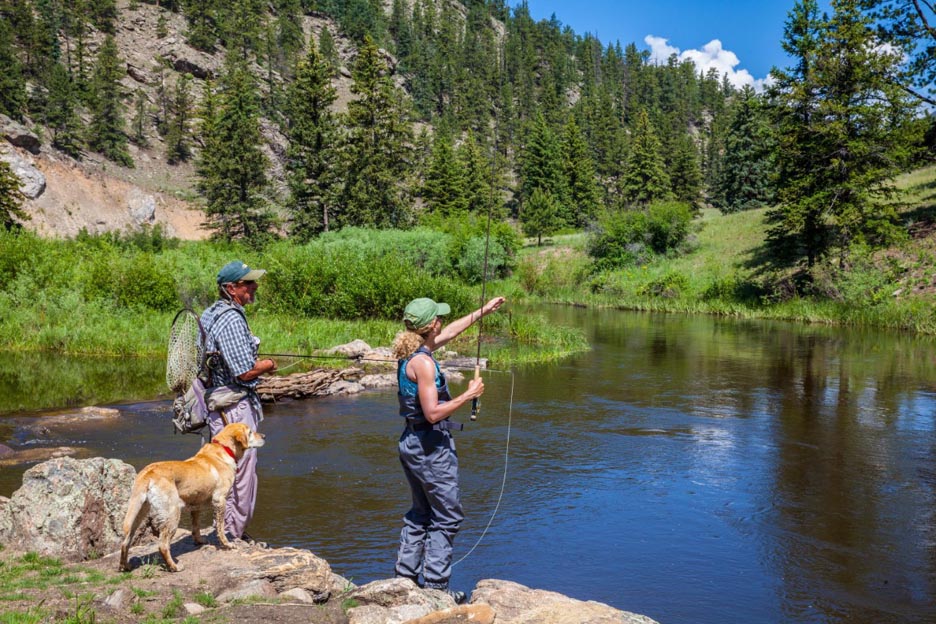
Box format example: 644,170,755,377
166,309,204,394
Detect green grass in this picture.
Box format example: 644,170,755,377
509,165,936,334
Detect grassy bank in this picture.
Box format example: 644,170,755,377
511,165,936,333
0,228,588,366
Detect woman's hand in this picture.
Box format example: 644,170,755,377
482,296,506,316
465,377,485,399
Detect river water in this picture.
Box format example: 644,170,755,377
2,307,936,623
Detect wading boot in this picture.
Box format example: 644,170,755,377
424,581,467,605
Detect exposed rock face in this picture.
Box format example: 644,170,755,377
469,579,660,624
1,146,46,199
127,188,157,225
0,114,41,154
0,457,135,561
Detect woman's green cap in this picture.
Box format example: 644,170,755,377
217,260,266,285
403,298,451,329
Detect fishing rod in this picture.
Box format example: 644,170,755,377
258,351,514,374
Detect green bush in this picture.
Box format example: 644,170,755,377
517,249,591,296
587,201,694,271
457,236,507,284
638,271,689,299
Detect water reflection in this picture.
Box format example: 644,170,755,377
0,309,935,623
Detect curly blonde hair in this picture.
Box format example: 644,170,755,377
392,323,435,360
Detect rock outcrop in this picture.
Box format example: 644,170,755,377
0,456,134,561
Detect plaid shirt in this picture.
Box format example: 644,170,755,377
201,299,263,415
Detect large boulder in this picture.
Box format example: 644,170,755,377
470,579,660,624
0,457,135,561
0,146,46,199
127,188,157,225
0,114,41,154
240,546,335,602
345,577,457,624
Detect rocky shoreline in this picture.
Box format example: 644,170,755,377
0,456,660,623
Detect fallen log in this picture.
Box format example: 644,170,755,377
257,367,362,401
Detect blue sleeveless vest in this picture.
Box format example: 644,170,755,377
398,346,451,424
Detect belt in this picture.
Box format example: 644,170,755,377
406,419,464,432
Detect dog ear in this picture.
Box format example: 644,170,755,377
236,425,250,449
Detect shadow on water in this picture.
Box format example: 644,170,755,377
2,308,936,624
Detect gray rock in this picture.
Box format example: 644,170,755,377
0,457,135,561
101,587,134,611
0,114,40,154
216,579,278,603
348,578,454,614
470,579,660,624
242,546,333,601
327,339,373,358
127,189,157,225
359,374,395,389
279,587,316,604
172,57,212,80
0,147,45,199
328,380,365,395
182,603,206,615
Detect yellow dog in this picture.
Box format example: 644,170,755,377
119,423,265,572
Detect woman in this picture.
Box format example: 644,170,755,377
392,295,506,603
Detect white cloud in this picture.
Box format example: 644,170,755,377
644,35,769,92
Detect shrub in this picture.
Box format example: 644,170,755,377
587,201,694,271
517,249,591,296
638,271,689,299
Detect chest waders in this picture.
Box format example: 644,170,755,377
394,346,465,590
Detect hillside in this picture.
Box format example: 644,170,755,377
1,1,372,238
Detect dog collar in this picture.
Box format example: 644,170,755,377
212,440,236,461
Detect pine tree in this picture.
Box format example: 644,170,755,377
337,35,414,228
46,61,84,158
275,0,304,73
668,132,703,208
285,44,340,239
713,86,775,213
458,130,499,216
318,25,339,75
165,73,194,164
197,60,276,241
423,131,469,216
87,34,133,167
768,0,915,267
184,0,218,51
522,187,562,246
0,158,28,230
0,17,26,120
130,89,149,147
520,112,569,224
619,109,671,206
562,115,602,226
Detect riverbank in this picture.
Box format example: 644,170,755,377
0,455,659,624
509,165,936,334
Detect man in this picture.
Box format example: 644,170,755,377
200,260,277,541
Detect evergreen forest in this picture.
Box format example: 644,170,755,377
4,0,936,339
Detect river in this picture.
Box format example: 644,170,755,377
2,306,935,623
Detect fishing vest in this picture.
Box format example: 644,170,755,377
398,346,456,429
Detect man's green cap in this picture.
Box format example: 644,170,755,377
403,298,451,330
217,260,266,285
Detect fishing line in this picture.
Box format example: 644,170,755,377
452,366,514,568
452,43,512,567
258,351,513,374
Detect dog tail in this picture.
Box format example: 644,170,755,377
119,478,151,570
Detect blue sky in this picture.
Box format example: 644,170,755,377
519,1,829,90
